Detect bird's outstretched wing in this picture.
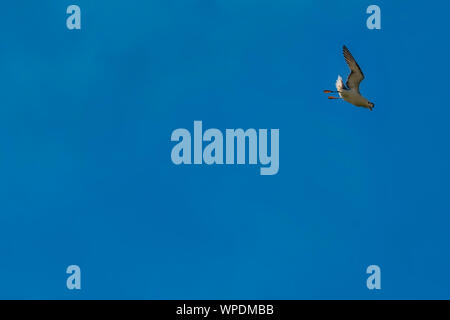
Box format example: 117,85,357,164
343,45,364,92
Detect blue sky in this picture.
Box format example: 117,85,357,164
0,0,449,299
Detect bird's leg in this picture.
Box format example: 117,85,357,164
328,96,341,99
323,90,339,93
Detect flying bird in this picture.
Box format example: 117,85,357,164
324,45,375,111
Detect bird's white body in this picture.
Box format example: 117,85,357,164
336,75,371,109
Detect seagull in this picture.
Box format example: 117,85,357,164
324,45,375,111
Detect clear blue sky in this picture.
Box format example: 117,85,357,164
0,0,449,299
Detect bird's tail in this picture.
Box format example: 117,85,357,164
336,75,345,91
